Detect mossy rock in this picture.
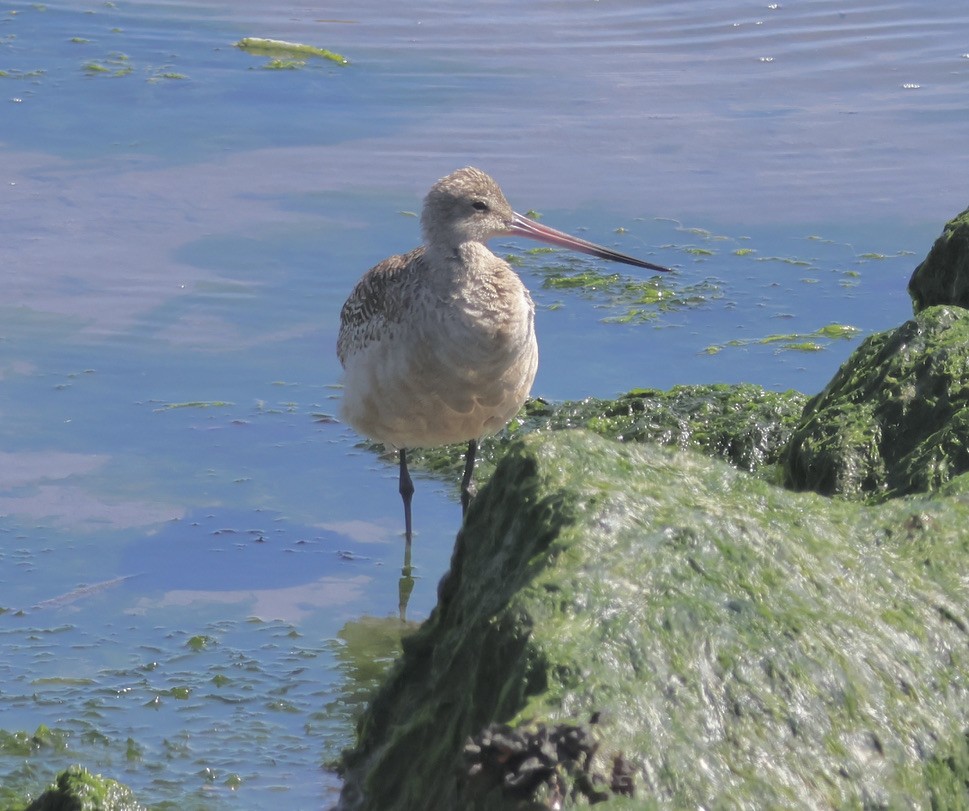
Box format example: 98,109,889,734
25,765,142,811
402,383,807,487
909,205,969,313
336,430,969,809
783,305,969,500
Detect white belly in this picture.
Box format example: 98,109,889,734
340,285,537,449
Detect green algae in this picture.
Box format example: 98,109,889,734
757,255,814,267
398,384,807,498
82,52,131,77
262,58,305,70
670,225,733,242
322,617,416,771
784,306,969,501
0,726,70,758
235,37,348,65
338,430,969,809
86,58,190,81
31,677,95,687
531,264,721,324
815,323,861,339
186,634,213,650
908,205,969,313
23,765,143,811
704,323,861,355
542,268,622,290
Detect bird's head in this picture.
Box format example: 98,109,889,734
421,167,514,252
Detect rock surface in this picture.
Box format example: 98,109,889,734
23,765,143,811
783,305,969,500
405,383,808,485
336,430,969,810
909,205,969,313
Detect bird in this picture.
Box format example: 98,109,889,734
337,167,670,546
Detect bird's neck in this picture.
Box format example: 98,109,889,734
424,241,497,281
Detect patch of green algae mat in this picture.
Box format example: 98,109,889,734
343,430,969,809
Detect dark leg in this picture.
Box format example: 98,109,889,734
399,449,414,547
460,439,478,517
398,539,414,622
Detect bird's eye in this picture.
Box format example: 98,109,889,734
471,200,489,212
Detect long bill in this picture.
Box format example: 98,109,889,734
506,211,671,273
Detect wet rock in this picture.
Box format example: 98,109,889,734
402,383,807,485
25,765,143,811
335,430,969,809
461,720,615,807
783,305,969,500
909,205,969,313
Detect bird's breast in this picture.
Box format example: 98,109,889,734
340,266,538,449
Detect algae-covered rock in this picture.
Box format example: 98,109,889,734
336,430,969,809
783,305,969,500
909,205,969,313
404,383,806,486
25,765,143,811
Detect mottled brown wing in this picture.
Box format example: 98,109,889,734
336,246,426,367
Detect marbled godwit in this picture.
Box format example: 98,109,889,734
337,167,670,545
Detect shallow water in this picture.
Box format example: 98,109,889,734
1,0,967,806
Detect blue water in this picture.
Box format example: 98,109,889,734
2,0,967,806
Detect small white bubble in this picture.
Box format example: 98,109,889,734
901,83,920,89
759,56,774,63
